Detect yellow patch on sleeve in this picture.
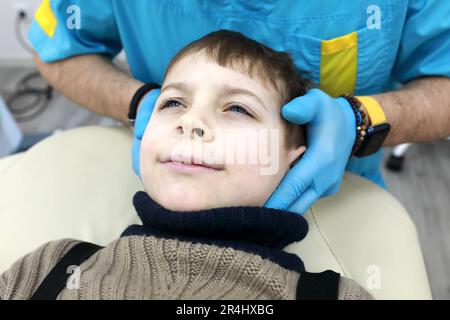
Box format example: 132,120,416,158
35,0,58,38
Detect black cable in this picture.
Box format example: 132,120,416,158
14,11,34,54
7,11,54,122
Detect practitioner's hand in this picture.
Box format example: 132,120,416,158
265,88,357,214
131,88,160,177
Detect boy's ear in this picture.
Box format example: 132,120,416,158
287,145,307,169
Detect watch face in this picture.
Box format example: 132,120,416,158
358,123,391,157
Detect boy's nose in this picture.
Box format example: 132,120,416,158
176,115,213,141
177,123,210,140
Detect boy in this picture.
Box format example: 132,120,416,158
0,30,371,300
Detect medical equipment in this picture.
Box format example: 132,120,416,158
6,72,53,123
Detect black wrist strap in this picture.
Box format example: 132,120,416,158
128,82,160,127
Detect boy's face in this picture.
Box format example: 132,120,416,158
140,52,305,211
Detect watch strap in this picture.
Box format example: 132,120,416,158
356,96,386,126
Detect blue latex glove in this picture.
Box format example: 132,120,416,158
265,88,356,214
131,88,160,177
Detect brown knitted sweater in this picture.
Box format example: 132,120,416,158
0,192,373,300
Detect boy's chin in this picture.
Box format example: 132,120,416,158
152,191,221,212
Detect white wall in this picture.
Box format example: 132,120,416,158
0,0,41,64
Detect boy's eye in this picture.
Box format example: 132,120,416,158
161,99,183,109
226,104,253,117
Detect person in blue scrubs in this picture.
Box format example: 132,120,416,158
28,0,450,214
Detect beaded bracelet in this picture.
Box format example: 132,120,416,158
340,94,370,157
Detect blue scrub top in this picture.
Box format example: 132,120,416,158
28,0,450,189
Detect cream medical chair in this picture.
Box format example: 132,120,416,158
0,126,432,299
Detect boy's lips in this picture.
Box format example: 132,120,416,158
159,154,224,173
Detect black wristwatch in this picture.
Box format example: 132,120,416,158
355,123,390,157
127,82,161,128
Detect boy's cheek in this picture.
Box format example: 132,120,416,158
141,119,170,157
227,164,280,202
140,130,161,182
141,115,160,142
140,132,153,163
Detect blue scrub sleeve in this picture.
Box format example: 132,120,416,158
392,0,450,83
28,0,122,62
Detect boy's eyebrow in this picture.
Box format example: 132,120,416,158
221,85,268,111
161,82,268,111
160,82,192,95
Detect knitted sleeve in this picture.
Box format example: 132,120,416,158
0,239,81,300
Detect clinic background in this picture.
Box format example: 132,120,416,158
0,0,449,299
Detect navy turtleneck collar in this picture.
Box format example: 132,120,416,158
121,191,309,272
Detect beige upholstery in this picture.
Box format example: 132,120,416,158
0,126,432,299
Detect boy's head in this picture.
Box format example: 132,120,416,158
140,30,310,211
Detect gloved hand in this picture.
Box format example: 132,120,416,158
131,88,161,177
265,88,356,214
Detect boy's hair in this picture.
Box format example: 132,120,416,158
164,29,310,148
